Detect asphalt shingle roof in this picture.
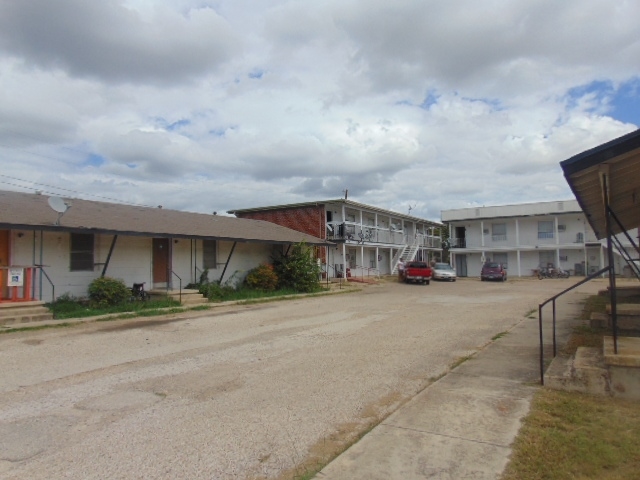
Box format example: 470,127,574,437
0,190,331,246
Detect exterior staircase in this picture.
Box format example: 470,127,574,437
0,301,54,325
545,336,640,400
546,286,640,399
391,243,420,274
149,288,209,307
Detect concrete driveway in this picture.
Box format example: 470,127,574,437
0,278,605,479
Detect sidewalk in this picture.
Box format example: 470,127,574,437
315,294,582,480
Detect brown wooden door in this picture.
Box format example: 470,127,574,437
0,230,9,297
152,238,170,285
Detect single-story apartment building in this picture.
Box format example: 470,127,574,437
0,190,330,303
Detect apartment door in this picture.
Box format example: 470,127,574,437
455,255,468,277
152,238,170,287
0,230,8,297
455,226,466,248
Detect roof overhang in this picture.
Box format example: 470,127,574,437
561,129,640,240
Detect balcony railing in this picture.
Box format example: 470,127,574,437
449,231,603,249
326,222,441,248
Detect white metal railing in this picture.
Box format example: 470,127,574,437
348,265,381,280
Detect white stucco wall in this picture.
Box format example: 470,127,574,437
7,230,282,301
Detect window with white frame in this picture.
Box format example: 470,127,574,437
538,221,554,239
70,233,94,271
492,223,507,242
203,240,217,269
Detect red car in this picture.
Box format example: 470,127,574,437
402,261,432,285
480,262,507,282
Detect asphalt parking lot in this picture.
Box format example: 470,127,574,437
0,277,605,479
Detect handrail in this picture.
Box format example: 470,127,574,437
36,265,55,303
350,264,381,281
170,270,182,304
538,266,611,385
323,263,343,289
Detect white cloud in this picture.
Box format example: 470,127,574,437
0,0,638,222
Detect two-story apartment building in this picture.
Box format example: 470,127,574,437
442,200,615,278
229,199,443,278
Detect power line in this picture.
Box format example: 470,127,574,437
0,175,154,208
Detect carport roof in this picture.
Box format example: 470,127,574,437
561,129,640,240
0,190,332,246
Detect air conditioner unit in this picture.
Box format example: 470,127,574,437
483,229,489,235
558,225,566,232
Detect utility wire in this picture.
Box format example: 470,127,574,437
0,175,154,208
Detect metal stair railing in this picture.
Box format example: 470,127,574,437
538,266,611,385
607,209,640,280
391,246,409,274
611,235,640,279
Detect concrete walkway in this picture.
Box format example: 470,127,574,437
315,292,583,480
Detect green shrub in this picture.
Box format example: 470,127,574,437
200,282,236,301
273,242,321,293
88,276,131,307
245,264,278,291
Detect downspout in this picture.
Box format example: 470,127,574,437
32,230,36,299
101,235,118,277
219,242,237,284
39,230,43,301
515,219,521,277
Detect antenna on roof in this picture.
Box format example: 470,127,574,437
47,196,71,226
343,189,348,200
408,203,416,215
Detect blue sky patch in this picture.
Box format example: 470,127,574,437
567,78,640,126
609,78,640,126
248,69,264,79
167,119,191,131
84,153,105,167
420,90,440,109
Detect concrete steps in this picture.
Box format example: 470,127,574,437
0,301,54,325
545,336,640,400
590,303,640,331
148,288,209,307
544,347,610,396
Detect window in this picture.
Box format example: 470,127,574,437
538,221,554,239
491,223,506,242
203,240,217,269
70,233,94,271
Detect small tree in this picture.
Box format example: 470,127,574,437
273,242,321,293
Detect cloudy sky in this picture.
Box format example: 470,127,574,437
1,0,639,221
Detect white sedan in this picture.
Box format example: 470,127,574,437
432,262,457,281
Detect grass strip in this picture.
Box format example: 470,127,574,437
502,389,640,480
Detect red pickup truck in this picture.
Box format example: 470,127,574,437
402,261,432,285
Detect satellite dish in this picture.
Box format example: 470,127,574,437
48,196,68,213
47,196,71,225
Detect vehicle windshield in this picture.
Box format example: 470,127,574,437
484,263,500,268
434,263,452,270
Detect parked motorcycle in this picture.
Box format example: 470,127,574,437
537,266,570,279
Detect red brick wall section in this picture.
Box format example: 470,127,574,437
236,205,326,240
237,206,327,263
